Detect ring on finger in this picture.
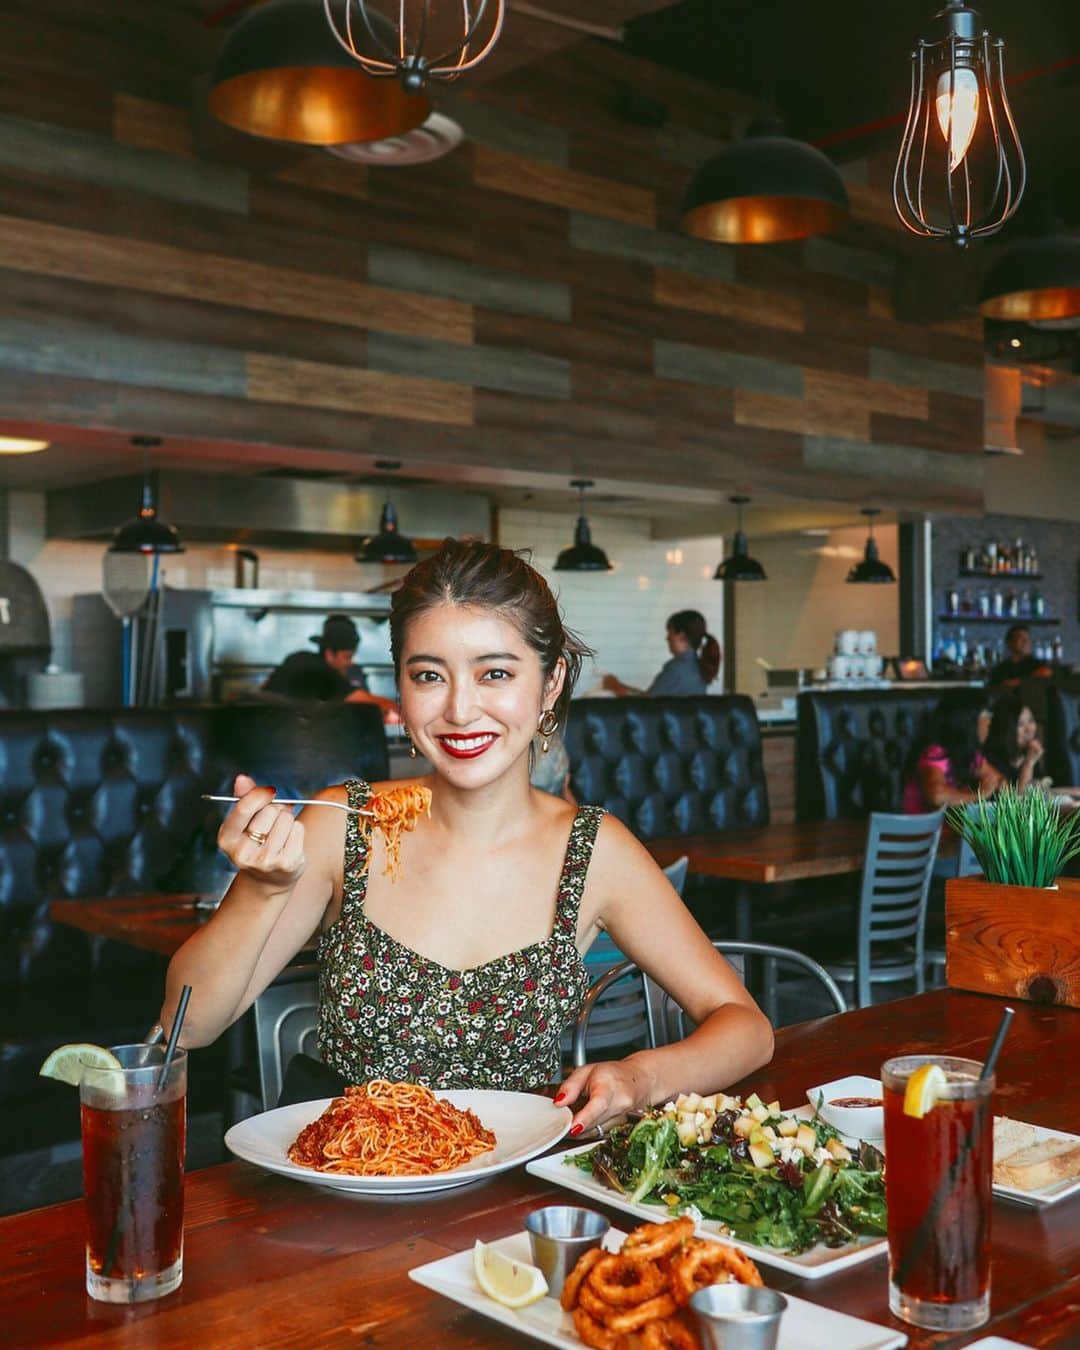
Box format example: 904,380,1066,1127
246,827,270,845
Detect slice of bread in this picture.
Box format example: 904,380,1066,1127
993,1136,1080,1191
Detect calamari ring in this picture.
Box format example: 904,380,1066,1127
670,1238,763,1307
572,1305,621,1350
577,1280,617,1325
606,1292,678,1335
587,1253,666,1306
621,1216,694,1263
560,1246,604,1312
642,1317,701,1350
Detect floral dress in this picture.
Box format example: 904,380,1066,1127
317,780,603,1090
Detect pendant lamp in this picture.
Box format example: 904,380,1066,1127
714,496,766,581
978,232,1080,322
893,0,1025,247
322,0,505,94
109,437,184,556
846,509,895,584
208,0,430,145
355,460,418,564
554,481,612,573
681,120,849,245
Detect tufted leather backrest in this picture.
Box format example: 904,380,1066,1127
796,689,941,821
1044,683,1080,789
0,704,388,995
564,695,768,839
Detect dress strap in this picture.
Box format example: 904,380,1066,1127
553,805,605,933
342,778,374,911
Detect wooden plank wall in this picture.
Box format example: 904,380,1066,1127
0,3,986,510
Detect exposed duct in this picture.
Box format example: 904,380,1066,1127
46,471,491,551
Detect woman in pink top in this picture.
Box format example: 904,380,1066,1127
903,689,1003,813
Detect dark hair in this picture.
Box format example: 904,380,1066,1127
390,538,593,725
667,609,721,685
312,614,359,653
912,688,990,788
984,693,1036,779
1005,623,1030,645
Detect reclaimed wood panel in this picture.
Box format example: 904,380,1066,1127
368,244,570,321
368,331,570,401
474,145,656,227
946,878,1080,1008
0,215,474,344
735,388,869,442
112,93,193,157
654,268,804,332
654,339,804,397
247,354,473,426
569,211,735,280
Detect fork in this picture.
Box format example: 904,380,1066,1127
201,794,376,819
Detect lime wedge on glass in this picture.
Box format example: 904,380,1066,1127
903,1063,948,1119
39,1043,123,1088
472,1240,548,1308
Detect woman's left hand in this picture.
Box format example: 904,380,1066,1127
554,1057,657,1136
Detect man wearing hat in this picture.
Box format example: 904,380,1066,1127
264,615,398,719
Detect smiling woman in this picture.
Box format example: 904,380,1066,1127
160,539,773,1134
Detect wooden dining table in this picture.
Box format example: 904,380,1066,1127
3,988,1076,1348
647,818,956,938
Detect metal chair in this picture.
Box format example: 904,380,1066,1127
927,826,980,987
251,963,321,1111
823,811,944,1009
571,941,846,1066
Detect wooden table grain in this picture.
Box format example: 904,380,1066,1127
2,990,1076,1348
50,893,208,958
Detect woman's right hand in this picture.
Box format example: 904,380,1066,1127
217,774,306,894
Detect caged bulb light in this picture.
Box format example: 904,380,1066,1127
894,0,1024,247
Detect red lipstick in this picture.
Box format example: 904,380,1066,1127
435,733,499,760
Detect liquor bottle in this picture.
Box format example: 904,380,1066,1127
1032,589,1045,618
1052,634,1064,662
986,541,997,573
1019,589,1031,618
991,590,1004,617
957,626,968,664
1004,589,1018,618
946,585,959,615
976,590,990,617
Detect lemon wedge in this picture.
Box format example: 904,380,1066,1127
472,1240,548,1308
903,1063,948,1119
39,1043,123,1088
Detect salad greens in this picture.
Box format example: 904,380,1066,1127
567,1096,886,1255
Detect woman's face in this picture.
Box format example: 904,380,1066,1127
666,625,689,655
1016,705,1038,748
399,602,563,788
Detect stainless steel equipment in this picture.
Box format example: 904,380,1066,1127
73,585,395,706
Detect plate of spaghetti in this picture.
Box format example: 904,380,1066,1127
224,1081,572,1195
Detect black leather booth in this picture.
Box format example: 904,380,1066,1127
564,695,769,837
0,703,387,1157
796,689,940,821
1045,682,1080,790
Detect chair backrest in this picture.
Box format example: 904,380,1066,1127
566,855,690,1062
253,963,320,1110
564,695,769,839
796,689,939,820
571,941,846,1066
856,811,944,1007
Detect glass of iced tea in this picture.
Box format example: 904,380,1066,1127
79,1044,187,1304
882,1054,993,1332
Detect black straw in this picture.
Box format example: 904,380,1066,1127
895,1006,1015,1288
157,986,191,1093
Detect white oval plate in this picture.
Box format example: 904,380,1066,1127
225,1089,571,1195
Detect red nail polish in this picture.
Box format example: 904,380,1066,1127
553,1093,566,1105
569,1123,583,1137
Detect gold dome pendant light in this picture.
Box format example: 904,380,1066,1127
208,0,430,145
322,0,506,93
893,0,1025,247
681,119,850,245
978,232,1080,323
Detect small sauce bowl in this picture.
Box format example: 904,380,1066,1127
806,1075,884,1141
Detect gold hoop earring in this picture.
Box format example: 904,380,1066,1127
537,708,559,753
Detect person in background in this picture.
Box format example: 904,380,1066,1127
602,610,721,698
983,694,1044,792
988,624,1054,690
264,614,399,722
902,688,1002,812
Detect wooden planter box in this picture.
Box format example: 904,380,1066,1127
945,876,1080,1008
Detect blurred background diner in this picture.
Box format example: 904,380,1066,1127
0,0,1078,1235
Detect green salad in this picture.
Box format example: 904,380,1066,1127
567,1090,886,1254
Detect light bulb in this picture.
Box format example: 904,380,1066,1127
935,66,979,172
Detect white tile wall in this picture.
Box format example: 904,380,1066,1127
13,495,725,696
498,509,726,694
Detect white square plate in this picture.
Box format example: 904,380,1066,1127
961,1339,1035,1349
527,1134,888,1280
990,1119,1080,1209
410,1229,906,1349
